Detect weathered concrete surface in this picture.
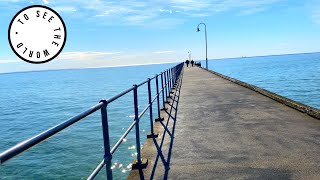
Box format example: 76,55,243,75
129,66,320,180
168,66,320,180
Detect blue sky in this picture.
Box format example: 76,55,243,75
0,0,320,73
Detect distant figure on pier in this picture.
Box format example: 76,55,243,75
185,60,190,67
191,60,194,67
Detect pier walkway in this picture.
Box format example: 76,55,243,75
129,66,320,179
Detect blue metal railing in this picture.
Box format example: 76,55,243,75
0,62,184,179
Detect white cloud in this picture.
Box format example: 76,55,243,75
0,60,20,63
1,0,289,26
54,6,77,13
310,0,320,25
153,50,175,54
57,51,121,61
312,11,320,24
19,0,287,27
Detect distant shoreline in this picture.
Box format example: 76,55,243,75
207,51,320,61
0,61,178,75
0,51,319,75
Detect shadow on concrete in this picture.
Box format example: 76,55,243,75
148,73,183,179
127,69,184,180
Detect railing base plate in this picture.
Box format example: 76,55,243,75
155,117,164,122
147,132,159,139
132,159,148,170
161,107,168,111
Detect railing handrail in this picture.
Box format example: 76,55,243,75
0,102,104,164
88,64,183,179
0,62,184,179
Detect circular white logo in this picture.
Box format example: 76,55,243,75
8,5,67,64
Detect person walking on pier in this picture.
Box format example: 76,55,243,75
185,60,190,67
191,60,194,67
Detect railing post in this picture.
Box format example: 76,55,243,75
168,69,171,94
100,100,113,180
171,68,175,87
173,66,177,84
167,70,171,97
170,68,173,88
155,75,164,121
168,69,172,91
167,70,171,95
161,72,164,105
160,73,167,111
147,79,158,138
132,85,148,169
172,67,176,87
164,71,168,98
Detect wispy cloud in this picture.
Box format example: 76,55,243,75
54,6,77,13
153,50,175,54
22,0,288,27
57,51,121,61
312,11,320,24
310,0,320,25
0,60,20,64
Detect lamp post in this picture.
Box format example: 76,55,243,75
197,23,208,69
188,50,191,61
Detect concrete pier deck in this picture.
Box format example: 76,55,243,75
129,66,320,179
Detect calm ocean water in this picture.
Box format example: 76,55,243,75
205,53,320,109
0,63,176,179
0,53,319,179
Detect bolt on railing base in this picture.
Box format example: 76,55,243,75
161,107,168,111
132,159,149,170
147,132,159,139
155,117,164,122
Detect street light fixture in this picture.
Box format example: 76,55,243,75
197,23,208,69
